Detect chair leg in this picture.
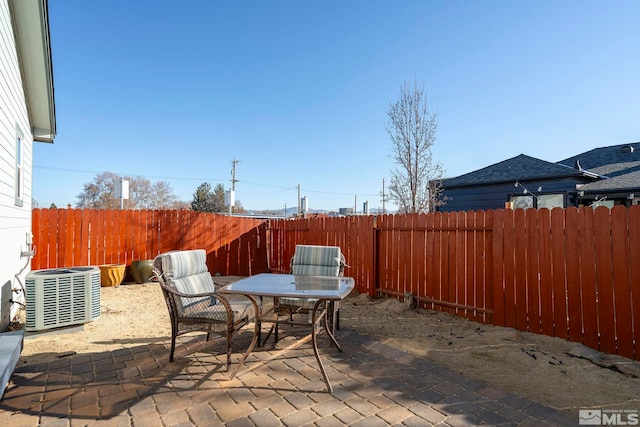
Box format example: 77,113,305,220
257,320,262,345
170,334,177,362
226,330,232,371
326,302,340,334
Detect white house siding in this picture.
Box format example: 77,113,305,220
0,0,35,330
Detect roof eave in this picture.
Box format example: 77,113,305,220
577,185,640,195
443,172,596,190
9,0,56,143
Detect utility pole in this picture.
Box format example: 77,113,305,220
297,184,301,217
231,158,239,192
381,178,387,214
229,158,239,215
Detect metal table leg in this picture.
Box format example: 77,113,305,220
228,295,260,380
311,299,343,392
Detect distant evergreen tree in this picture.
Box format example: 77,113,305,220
212,183,226,212
191,182,216,212
191,182,244,213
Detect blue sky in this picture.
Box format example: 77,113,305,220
33,1,640,212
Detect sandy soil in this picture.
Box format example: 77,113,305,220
16,277,640,415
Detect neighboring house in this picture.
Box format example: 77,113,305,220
0,0,56,397
558,143,640,208
437,143,640,212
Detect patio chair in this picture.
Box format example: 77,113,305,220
152,249,258,370
277,244,347,332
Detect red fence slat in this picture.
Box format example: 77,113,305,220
578,207,599,350
629,205,640,359
424,213,436,309
538,209,553,336
503,209,516,328
525,208,541,334
565,208,583,344
611,206,634,358
514,209,527,331
550,208,568,339
594,206,616,354
492,209,505,326
483,210,494,324
31,209,42,269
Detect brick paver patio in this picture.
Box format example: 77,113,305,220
0,328,576,426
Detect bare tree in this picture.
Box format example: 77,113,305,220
76,171,119,208
76,171,181,209
233,200,247,214
386,79,444,213
149,181,179,210
129,176,153,208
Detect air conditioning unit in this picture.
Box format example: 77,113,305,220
25,267,101,332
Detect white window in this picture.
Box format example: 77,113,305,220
15,128,24,207
510,195,534,209
510,193,565,210
591,199,614,209
538,194,564,209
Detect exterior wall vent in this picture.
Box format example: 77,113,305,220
621,145,635,154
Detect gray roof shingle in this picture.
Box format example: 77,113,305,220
442,154,587,188
557,142,640,170
558,142,640,193
578,169,640,192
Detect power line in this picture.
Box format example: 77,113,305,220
34,164,381,199
34,164,229,182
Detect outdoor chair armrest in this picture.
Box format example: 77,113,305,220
160,282,256,317
158,283,218,300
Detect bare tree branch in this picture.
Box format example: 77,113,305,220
386,79,445,213
76,171,180,209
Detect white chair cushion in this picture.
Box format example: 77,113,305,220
292,264,340,276
158,250,217,313
172,272,216,295
284,245,345,314
291,245,342,276
161,249,208,280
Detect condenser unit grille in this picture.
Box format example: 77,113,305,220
25,267,101,331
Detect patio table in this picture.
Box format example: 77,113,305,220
219,273,355,392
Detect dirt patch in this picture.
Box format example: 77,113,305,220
341,292,640,413
17,278,640,414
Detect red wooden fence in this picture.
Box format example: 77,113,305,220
31,209,269,276
266,206,640,361
374,210,494,324
32,206,640,360
490,206,640,360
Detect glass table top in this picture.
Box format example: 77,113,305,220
219,273,355,300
